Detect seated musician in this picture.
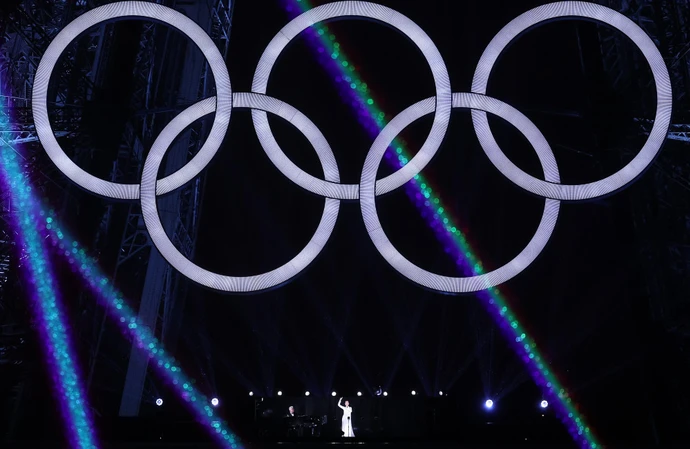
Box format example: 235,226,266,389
285,406,303,437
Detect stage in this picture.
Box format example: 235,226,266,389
0,443,579,449
4,441,688,449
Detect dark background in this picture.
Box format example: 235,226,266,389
1,0,689,447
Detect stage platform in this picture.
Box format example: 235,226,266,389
2,443,578,449
4,442,688,449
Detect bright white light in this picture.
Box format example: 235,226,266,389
249,391,254,396
331,391,337,397
540,400,549,409
357,391,362,397
155,398,163,407
439,391,443,396
383,391,388,397
33,0,672,300
211,397,219,406
305,391,310,396
277,391,282,396
485,399,494,409
411,390,416,396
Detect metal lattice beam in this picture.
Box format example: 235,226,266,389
0,0,108,435
119,0,234,416
598,0,690,434
635,117,690,141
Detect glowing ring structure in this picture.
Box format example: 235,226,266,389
251,1,452,200
360,93,561,293
471,1,672,200
32,1,232,199
140,93,340,292
32,1,673,293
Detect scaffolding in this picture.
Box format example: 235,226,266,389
67,0,234,416
0,0,102,437
598,0,690,438
0,0,234,429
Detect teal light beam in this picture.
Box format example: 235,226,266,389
0,105,98,449
0,99,241,449
37,207,243,449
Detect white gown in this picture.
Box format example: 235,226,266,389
338,401,355,437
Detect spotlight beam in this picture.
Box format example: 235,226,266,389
1,115,97,448
38,207,241,449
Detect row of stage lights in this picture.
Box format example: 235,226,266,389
260,390,434,397
154,395,549,411
154,397,221,407
246,392,550,410
483,399,550,410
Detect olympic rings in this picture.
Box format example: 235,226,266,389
31,1,673,293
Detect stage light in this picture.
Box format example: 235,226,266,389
439,391,443,396
155,398,163,407
277,391,282,396
383,391,388,396
305,391,310,396
211,397,219,406
357,391,362,397
540,400,548,409
249,391,254,396
411,390,416,396
485,399,494,409
331,391,337,397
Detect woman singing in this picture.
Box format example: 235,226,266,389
337,397,355,437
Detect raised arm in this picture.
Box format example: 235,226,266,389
337,397,345,410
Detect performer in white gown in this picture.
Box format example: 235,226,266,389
337,397,355,437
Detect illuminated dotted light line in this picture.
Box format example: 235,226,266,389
1,95,239,448
285,1,599,448
37,211,241,449
0,124,98,447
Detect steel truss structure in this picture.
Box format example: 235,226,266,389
85,0,233,416
0,0,234,429
0,0,101,437
598,0,690,438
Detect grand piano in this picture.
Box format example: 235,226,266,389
285,414,327,437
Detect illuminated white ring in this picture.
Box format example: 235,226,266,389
32,1,232,200
251,1,452,200
360,93,561,293
471,1,672,200
140,93,340,292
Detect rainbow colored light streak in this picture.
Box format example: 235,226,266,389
36,209,242,449
1,98,240,448
284,1,600,447
0,108,98,448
